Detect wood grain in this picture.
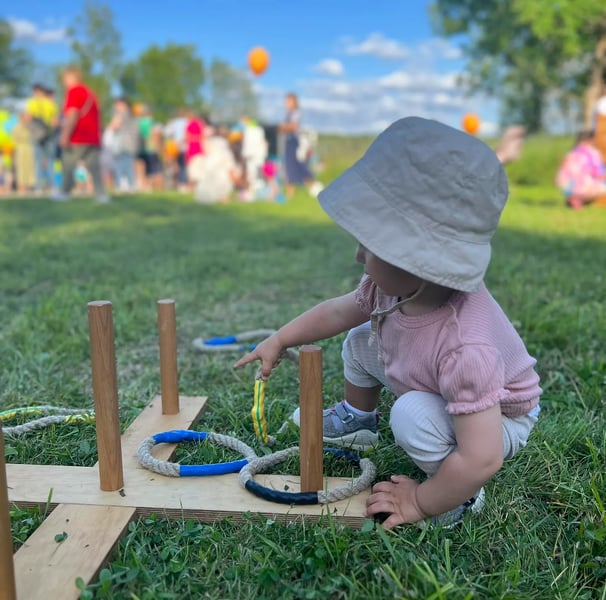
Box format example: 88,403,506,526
299,346,324,492
87,301,124,491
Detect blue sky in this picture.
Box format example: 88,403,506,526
6,0,499,134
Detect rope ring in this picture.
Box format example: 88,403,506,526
137,430,258,477
192,329,278,353
0,406,95,437
238,446,376,505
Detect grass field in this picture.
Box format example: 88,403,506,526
1,134,605,599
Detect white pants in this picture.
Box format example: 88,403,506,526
342,322,540,475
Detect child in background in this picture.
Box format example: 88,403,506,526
12,112,36,194
146,125,165,191
228,130,248,199
236,117,542,528
188,125,235,204
556,130,606,210
0,145,14,194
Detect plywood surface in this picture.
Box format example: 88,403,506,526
7,463,369,526
7,394,369,530
13,504,135,600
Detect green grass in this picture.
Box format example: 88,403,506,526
1,139,605,598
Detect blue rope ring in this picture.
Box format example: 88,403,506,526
238,447,376,505
137,429,258,477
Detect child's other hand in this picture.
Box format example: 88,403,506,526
233,334,284,380
365,475,427,529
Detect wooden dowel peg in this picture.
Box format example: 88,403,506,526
87,301,124,492
299,345,324,493
0,425,17,600
157,299,179,415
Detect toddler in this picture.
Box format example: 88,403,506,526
556,130,606,210
236,117,542,528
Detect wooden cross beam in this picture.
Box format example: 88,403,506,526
1,300,370,600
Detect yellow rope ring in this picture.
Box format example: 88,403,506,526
251,379,270,444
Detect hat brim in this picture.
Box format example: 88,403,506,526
318,167,489,293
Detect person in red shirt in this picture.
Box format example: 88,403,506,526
55,66,108,203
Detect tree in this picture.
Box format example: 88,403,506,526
119,43,205,122
512,0,606,128
0,20,33,101
430,0,606,132
208,59,259,124
67,1,123,117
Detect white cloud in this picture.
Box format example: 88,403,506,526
379,70,459,92
417,38,462,61
257,74,476,135
479,121,499,137
343,32,410,61
301,97,355,114
314,59,345,77
8,17,67,43
343,34,461,64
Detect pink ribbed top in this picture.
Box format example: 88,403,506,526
355,275,542,417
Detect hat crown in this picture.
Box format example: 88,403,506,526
355,117,508,241
318,117,510,292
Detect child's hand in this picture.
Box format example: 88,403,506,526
233,334,285,380
365,475,427,529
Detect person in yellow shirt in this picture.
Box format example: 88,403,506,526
25,83,59,193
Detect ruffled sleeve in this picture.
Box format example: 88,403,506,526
353,274,377,317
438,344,510,415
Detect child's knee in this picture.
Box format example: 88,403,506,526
341,322,372,361
390,391,455,472
341,322,386,387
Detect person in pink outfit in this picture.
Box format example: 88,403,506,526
556,130,606,210
184,110,205,165
236,117,541,529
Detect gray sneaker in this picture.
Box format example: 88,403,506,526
419,487,485,529
291,401,379,450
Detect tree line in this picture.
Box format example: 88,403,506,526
431,0,606,132
0,1,258,124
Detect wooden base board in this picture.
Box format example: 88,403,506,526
7,394,369,526
13,504,135,600
7,463,369,527
8,395,208,600
6,393,371,599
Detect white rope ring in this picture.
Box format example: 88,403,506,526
192,329,278,353
137,430,258,477
238,446,376,505
0,406,95,437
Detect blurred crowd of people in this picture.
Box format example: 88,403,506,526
0,67,323,203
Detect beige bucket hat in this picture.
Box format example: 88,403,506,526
318,117,509,292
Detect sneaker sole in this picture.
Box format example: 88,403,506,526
322,430,378,452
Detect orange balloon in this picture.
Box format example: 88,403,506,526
462,113,480,135
248,46,270,76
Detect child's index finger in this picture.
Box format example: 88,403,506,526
233,352,257,369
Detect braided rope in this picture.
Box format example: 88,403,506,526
137,429,258,477
0,406,94,437
192,329,279,353
251,379,270,444
238,446,376,505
